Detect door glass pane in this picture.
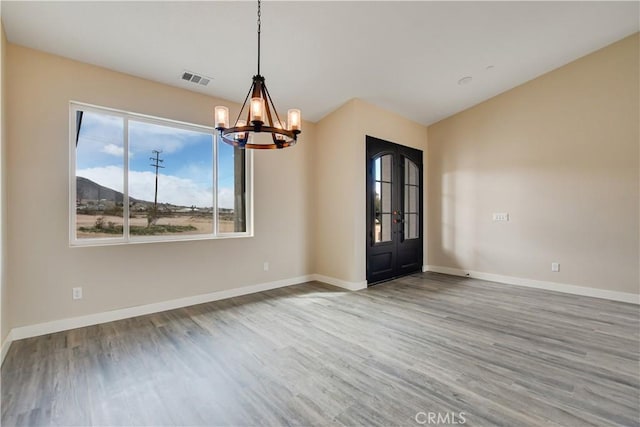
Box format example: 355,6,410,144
406,158,418,185
75,110,125,239
381,155,392,181
404,188,409,213
403,157,419,240
381,182,391,213
381,214,391,242
404,158,419,187
409,186,418,212
404,160,408,184
404,213,410,239
374,154,393,243
408,213,419,239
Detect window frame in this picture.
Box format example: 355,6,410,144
69,101,253,247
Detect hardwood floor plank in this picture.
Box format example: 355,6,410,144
2,273,638,426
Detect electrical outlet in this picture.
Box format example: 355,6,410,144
493,213,509,221
263,262,269,272
72,287,83,300
551,262,560,272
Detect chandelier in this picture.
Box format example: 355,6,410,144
214,0,301,149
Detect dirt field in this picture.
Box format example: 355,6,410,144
76,214,236,239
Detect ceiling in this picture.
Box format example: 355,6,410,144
2,1,638,125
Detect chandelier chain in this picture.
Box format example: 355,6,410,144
257,0,261,75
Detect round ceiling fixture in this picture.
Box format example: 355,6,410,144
458,76,473,85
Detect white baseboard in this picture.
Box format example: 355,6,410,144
423,265,639,304
1,329,13,366
311,274,368,291
3,273,367,358
6,265,634,364
9,275,314,343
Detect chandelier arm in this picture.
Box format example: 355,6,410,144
261,84,275,127
260,85,281,146
245,103,252,131
234,82,255,127
263,84,283,127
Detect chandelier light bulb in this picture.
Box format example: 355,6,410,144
214,106,229,129
288,109,301,131
235,119,247,141
250,97,265,123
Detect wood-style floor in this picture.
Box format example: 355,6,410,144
2,273,639,426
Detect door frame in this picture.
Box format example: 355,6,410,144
365,135,423,285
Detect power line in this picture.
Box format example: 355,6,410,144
149,150,164,221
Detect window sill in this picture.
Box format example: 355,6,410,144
69,232,254,248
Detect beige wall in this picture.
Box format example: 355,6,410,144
6,45,316,328
1,20,8,343
314,100,359,281
315,99,429,283
4,32,638,334
427,34,639,294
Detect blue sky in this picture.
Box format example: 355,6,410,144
76,111,237,208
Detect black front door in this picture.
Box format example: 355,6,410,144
366,136,423,284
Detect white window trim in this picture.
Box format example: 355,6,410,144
69,101,253,247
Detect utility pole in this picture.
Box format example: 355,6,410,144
149,150,164,224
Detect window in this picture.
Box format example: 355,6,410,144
70,102,252,245
403,157,419,240
374,154,393,243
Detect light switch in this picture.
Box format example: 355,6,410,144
493,213,509,221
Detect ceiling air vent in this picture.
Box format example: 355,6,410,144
180,70,212,86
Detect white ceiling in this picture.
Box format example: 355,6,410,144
2,1,638,125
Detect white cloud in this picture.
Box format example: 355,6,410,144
80,112,210,160
174,163,213,187
129,170,213,208
217,187,235,210
76,166,236,208
129,135,186,155
128,121,210,155
101,143,124,157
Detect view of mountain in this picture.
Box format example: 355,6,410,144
76,177,142,203
76,177,232,214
